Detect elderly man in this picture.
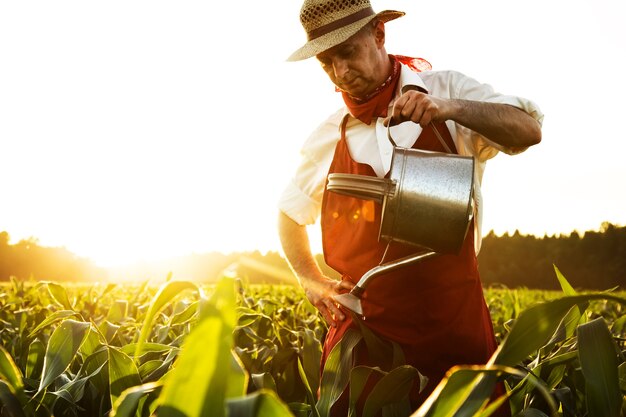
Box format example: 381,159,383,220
278,0,543,414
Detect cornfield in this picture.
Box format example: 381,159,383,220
0,267,624,417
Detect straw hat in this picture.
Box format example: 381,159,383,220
288,0,404,61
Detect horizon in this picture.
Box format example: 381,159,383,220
1,220,621,270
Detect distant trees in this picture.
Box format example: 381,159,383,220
1,223,624,289
0,232,106,282
477,222,626,290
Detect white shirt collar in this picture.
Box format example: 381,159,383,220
397,64,430,96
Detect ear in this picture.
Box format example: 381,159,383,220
372,20,386,47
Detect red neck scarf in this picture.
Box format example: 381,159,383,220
341,54,431,125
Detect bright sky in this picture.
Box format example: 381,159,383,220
1,0,625,267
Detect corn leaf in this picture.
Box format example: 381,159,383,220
107,300,128,323
110,381,162,417
317,328,363,417
361,365,418,417
157,277,236,417
134,280,199,358
38,319,90,392
0,345,24,401
414,365,556,417
25,339,45,380
226,389,294,417
108,346,142,407
121,342,175,356
577,317,623,417
227,350,248,398
297,358,321,417
302,328,322,395
349,366,377,417
45,282,73,310
554,265,577,295
27,310,81,338
494,294,626,366
0,380,26,417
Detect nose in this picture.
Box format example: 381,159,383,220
332,58,349,79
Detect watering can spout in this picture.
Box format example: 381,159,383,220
333,291,364,316
332,251,439,316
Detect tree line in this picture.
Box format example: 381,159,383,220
0,223,624,290
477,222,625,290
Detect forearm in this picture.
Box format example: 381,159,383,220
278,211,325,286
278,211,352,326
444,99,542,150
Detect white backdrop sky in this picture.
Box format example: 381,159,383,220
1,0,625,266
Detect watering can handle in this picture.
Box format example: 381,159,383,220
386,117,453,154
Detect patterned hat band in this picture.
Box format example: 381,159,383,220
307,7,375,41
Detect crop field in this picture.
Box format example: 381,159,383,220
0,268,625,417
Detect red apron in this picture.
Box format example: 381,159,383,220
320,117,505,414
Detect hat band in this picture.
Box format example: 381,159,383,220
306,6,375,41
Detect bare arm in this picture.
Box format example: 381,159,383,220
386,91,542,151
278,211,353,327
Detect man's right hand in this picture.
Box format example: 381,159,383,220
301,275,354,327
278,211,355,328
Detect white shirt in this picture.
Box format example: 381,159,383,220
278,65,544,253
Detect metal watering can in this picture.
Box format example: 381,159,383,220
326,124,475,315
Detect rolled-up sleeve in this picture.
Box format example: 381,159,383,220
453,71,544,159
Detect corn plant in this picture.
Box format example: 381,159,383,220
0,266,624,417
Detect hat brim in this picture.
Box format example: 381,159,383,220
287,10,404,62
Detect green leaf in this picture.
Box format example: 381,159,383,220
553,265,577,295
226,389,294,417
134,280,199,358
107,300,128,323
0,345,24,400
25,339,45,380
138,360,164,381
362,365,418,417
494,293,626,367
157,277,237,417
414,365,556,417
349,366,377,417
45,282,73,310
27,310,81,338
108,346,142,407
52,359,107,404
416,367,491,417
38,319,90,392
110,381,162,417
227,350,249,398
170,301,199,325
251,372,277,393
0,380,27,417
301,328,322,395
577,317,623,417
317,328,363,417
297,358,321,417
121,342,176,356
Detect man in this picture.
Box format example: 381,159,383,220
278,0,543,414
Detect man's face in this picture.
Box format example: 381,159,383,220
316,23,387,98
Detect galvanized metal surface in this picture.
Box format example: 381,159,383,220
380,147,474,255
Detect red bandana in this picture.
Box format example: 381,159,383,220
340,54,431,125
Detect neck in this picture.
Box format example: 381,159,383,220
350,54,395,102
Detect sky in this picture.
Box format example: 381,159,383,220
1,0,625,267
